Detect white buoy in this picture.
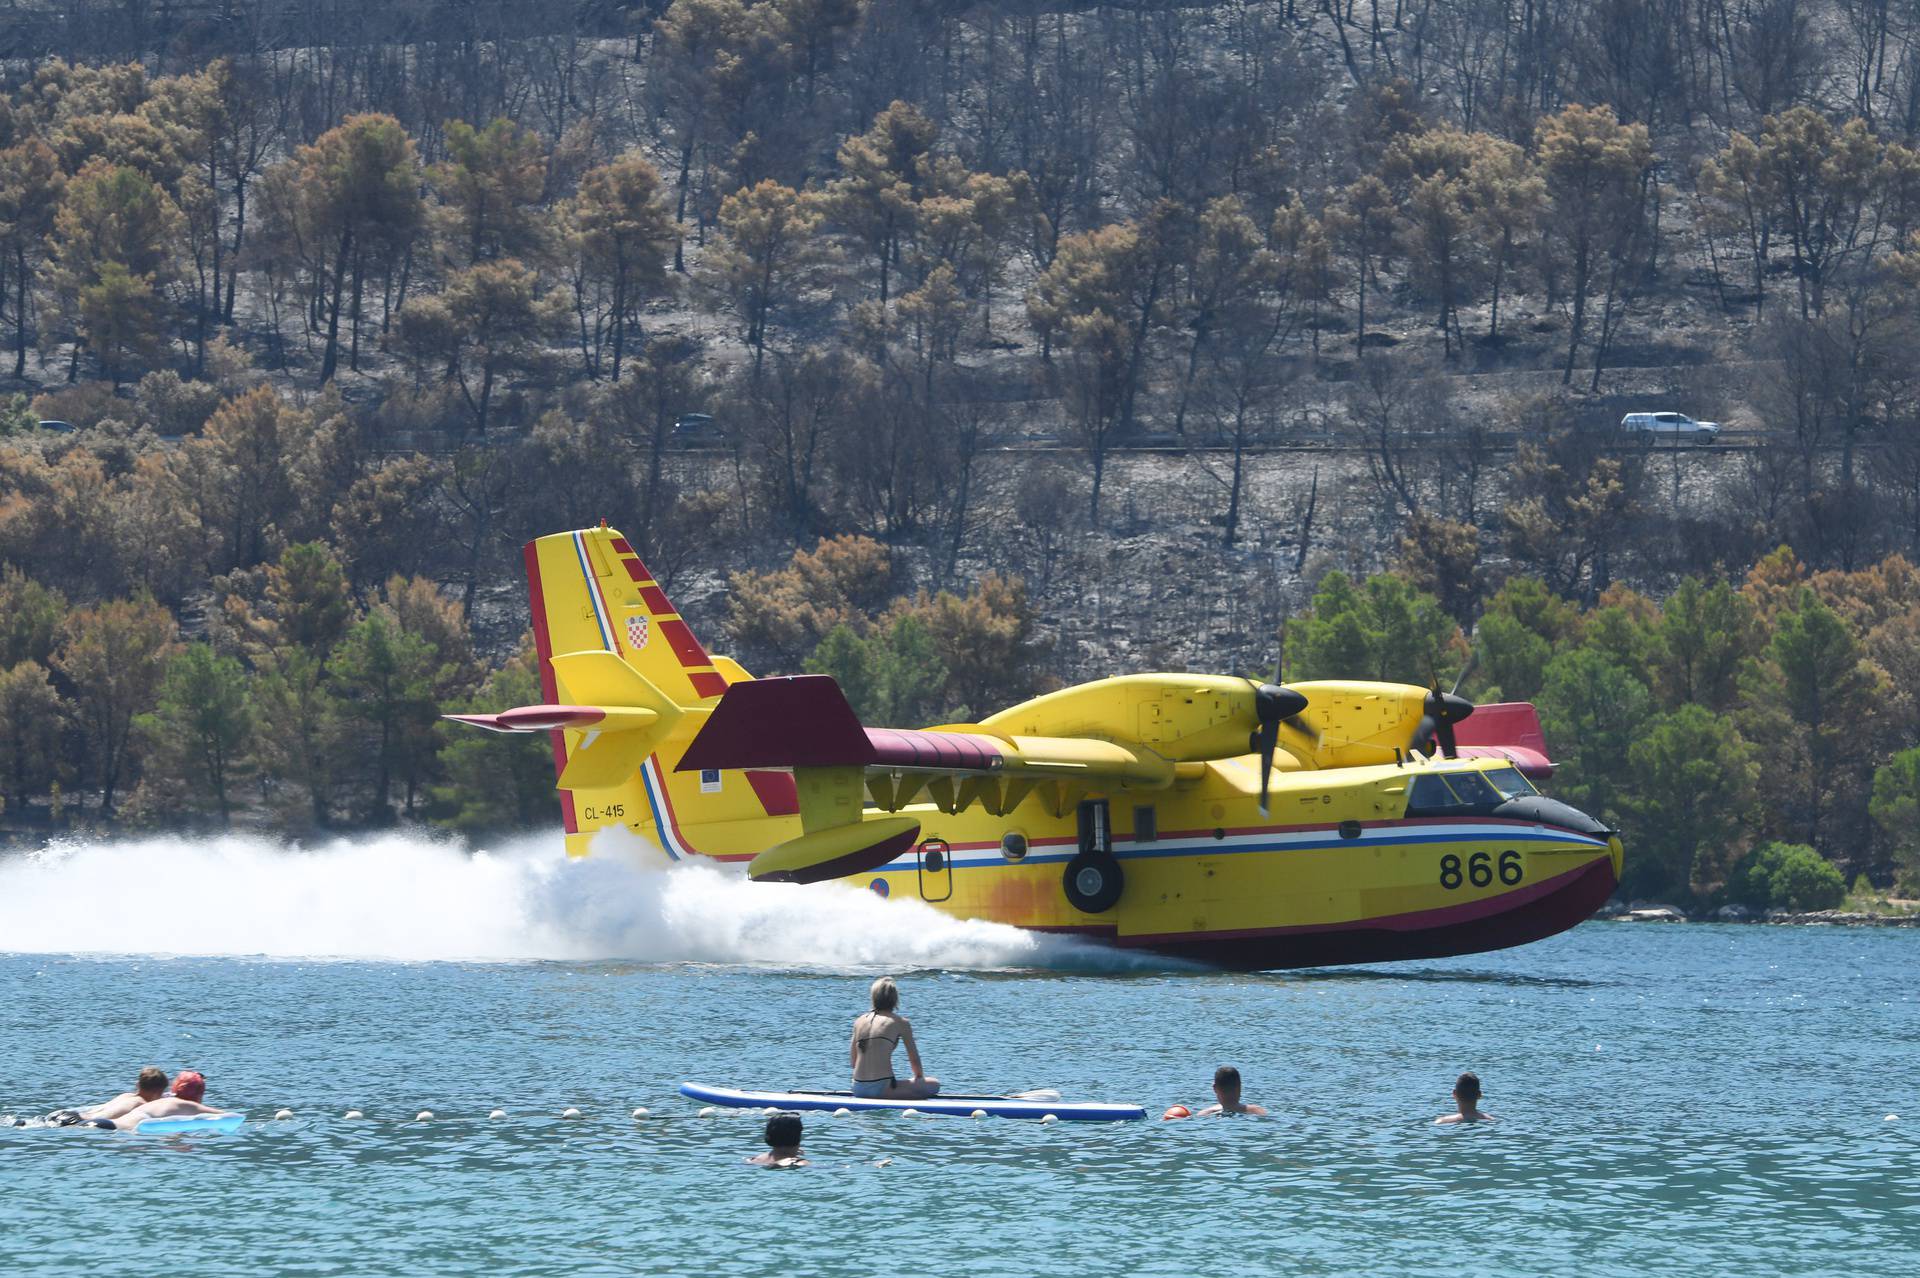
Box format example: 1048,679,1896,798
1888,1114,1900,1121
562,1107,582,1120
901,1107,920,1117
970,1109,988,1119
630,1107,649,1119
1039,1114,1059,1124
697,1106,718,1118
415,1110,434,1121
833,1107,851,1117
343,1110,363,1120
489,1109,507,1120
273,1109,294,1121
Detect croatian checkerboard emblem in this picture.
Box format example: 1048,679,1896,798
626,615,649,650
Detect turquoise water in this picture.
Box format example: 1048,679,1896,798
2,835,1918,1276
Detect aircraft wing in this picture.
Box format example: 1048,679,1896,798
674,674,1180,867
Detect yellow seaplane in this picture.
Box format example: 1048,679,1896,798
448,526,1624,968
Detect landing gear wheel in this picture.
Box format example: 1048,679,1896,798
1063,851,1124,914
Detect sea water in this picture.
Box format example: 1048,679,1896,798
1,833,1916,1277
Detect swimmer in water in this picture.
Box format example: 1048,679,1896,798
747,1113,808,1168
82,1067,170,1122
42,1066,173,1128
1188,1065,1267,1117
1435,1071,1494,1124
850,976,940,1100
115,1071,228,1131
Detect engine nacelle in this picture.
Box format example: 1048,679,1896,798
977,674,1264,762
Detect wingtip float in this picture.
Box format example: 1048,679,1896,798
446,525,1621,969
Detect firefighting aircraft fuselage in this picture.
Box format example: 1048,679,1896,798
448,527,1621,969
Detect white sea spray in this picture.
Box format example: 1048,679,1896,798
0,827,1133,970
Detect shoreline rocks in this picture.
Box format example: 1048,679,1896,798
1600,901,1920,927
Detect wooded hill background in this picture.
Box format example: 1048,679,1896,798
5,0,1920,906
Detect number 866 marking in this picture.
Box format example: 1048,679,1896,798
1440,850,1523,889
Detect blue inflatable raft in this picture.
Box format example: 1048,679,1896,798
680,1082,1144,1122
136,1113,246,1135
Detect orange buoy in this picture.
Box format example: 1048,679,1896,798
1162,1105,1191,1121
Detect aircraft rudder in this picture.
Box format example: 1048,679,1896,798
521,535,578,834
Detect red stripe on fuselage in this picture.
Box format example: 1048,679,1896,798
689,671,729,698
523,540,577,834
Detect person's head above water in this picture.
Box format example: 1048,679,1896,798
171,1071,206,1102
764,1112,803,1151
869,976,899,1014
1453,1072,1482,1105
137,1067,168,1099
1213,1065,1242,1104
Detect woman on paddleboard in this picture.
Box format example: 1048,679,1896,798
851,977,940,1099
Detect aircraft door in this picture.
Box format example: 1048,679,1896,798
917,837,953,902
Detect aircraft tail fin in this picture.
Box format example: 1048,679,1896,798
522,528,731,709
448,527,742,850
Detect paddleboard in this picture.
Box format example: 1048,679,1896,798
136,1113,246,1135
680,1081,1144,1122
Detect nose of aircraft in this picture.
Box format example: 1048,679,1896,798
1491,794,1624,884
1491,794,1613,839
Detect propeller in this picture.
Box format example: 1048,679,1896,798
1411,680,1475,759
1248,680,1309,816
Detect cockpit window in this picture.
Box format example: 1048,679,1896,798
1484,767,1535,799
1406,770,1508,816
1444,770,1500,807
1407,774,1462,812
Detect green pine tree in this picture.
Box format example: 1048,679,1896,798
134,642,253,825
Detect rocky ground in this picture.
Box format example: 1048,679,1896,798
568,440,1761,688
1601,901,1920,926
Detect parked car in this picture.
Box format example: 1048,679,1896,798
1620,411,1721,443
671,412,718,445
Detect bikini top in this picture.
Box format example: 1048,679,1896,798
854,1013,901,1053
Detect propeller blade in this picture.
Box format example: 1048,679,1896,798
1254,718,1278,816
1411,714,1437,755
1451,629,1478,697
1417,689,1475,760
1246,681,1306,817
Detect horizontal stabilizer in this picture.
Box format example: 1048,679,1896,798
1452,702,1554,778
444,704,658,734
444,649,686,793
